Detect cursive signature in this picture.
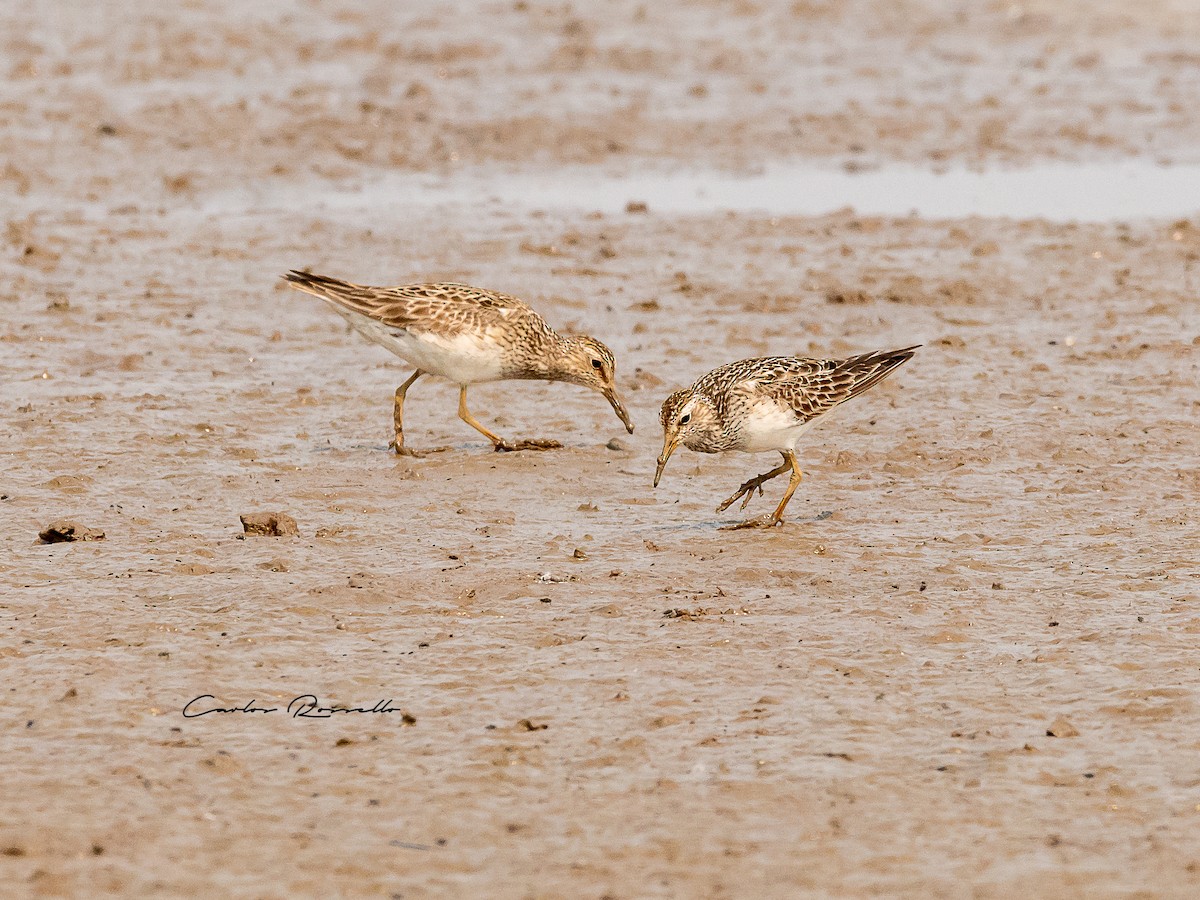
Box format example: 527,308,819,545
286,695,410,719
182,694,413,721
182,695,278,717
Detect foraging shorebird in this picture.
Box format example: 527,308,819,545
283,270,634,454
654,347,918,528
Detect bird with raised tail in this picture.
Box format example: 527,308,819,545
654,346,919,528
283,270,634,455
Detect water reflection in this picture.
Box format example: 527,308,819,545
151,160,1200,223
385,161,1200,221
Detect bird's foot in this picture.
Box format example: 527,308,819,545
493,438,562,453
390,440,450,458
721,514,784,531
716,472,779,513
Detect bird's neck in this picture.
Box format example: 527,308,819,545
508,332,572,381
688,429,736,454
684,399,736,452
542,334,580,382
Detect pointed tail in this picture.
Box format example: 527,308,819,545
837,345,919,399
283,269,356,300
281,269,382,317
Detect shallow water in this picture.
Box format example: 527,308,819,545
211,161,1200,223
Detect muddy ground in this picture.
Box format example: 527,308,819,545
2,1,1199,897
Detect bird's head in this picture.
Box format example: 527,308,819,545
654,388,718,487
559,335,633,434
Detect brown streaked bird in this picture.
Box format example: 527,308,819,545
283,270,634,455
654,346,919,529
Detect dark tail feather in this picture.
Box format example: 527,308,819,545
839,345,919,398
282,269,358,293
281,270,379,316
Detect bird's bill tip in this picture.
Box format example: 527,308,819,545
653,441,676,487
604,388,635,434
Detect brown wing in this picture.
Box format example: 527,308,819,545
282,270,544,337
754,346,919,422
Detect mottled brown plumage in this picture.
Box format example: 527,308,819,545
283,270,633,454
285,272,547,345
655,347,918,528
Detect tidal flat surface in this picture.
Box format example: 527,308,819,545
2,1,1199,896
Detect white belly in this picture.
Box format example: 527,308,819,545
738,399,819,452
334,308,505,384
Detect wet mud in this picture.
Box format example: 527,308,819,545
2,1,1199,896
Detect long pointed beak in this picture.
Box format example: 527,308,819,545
653,437,678,488
603,387,634,434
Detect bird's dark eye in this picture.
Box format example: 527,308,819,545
679,413,691,425
591,359,603,369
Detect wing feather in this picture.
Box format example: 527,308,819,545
282,270,542,337
762,346,919,421
702,347,917,425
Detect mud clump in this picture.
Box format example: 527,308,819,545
240,512,299,537
1046,717,1080,738
823,282,873,305
38,520,105,543
884,276,982,306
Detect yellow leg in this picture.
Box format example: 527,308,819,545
456,386,562,452
716,453,793,513
768,451,804,524
727,451,804,529
457,385,506,447
392,369,425,456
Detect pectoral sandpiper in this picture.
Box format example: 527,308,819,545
284,271,634,455
654,346,918,528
